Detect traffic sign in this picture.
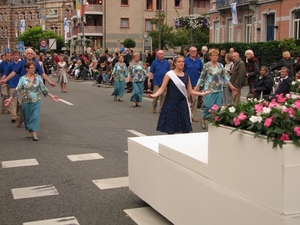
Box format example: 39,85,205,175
18,41,24,46
40,39,47,47
18,46,25,52
4,48,9,53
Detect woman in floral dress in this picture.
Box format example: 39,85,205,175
195,49,237,129
111,54,127,102
128,52,147,107
4,62,59,141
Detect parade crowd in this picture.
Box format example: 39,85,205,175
0,45,299,139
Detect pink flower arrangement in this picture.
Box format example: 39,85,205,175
294,126,300,136
264,117,273,127
209,95,300,149
280,134,290,141
276,93,287,103
238,113,247,121
233,118,240,126
211,104,219,111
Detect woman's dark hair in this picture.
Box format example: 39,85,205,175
25,62,36,69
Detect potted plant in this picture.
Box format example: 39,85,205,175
208,94,300,149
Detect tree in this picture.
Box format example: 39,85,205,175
123,38,136,49
148,13,176,50
18,26,65,52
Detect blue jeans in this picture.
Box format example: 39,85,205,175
102,74,110,84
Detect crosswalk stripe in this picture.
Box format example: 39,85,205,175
124,207,172,225
1,158,39,168
12,185,59,200
58,99,74,105
67,153,104,162
93,176,129,190
23,216,80,225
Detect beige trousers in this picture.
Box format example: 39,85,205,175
152,85,166,110
190,95,199,118
232,87,241,106
9,88,17,120
1,84,8,111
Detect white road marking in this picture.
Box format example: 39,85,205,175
124,207,172,225
1,158,39,168
23,216,80,225
12,185,59,200
127,130,147,137
58,99,74,105
93,176,129,190
67,153,104,162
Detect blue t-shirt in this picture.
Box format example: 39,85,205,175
184,57,203,87
150,59,170,86
5,61,21,88
13,59,43,76
0,61,11,78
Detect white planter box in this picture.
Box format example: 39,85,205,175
127,126,300,224
208,124,300,215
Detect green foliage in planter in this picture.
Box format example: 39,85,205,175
123,38,136,49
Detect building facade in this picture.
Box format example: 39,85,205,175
209,0,300,43
0,0,70,53
68,0,210,53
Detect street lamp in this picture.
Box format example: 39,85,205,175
158,0,161,50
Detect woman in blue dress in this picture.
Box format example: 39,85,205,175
4,62,59,141
150,56,211,134
127,52,147,107
111,54,127,102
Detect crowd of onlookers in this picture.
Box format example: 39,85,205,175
2,45,300,137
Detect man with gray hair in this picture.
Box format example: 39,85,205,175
148,50,170,113
184,46,203,122
201,46,210,63
230,52,247,106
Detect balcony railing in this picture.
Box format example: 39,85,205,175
79,26,103,34
216,0,253,9
84,4,103,13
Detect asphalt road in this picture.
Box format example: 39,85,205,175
1,78,219,225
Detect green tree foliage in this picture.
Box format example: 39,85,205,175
148,13,209,50
17,26,65,51
148,24,175,50
123,38,136,49
278,38,300,57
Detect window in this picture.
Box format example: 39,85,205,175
175,0,181,7
121,18,129,28
245,16,252,43
3,12,7,21
28,12,32,20
156,0,163,10
294,11,300,39
214,21,220,43
193,0,209,8
21,12,25,20
227,19,234,42
266,14,275,41
146,0,153,10
145,19,153,31
15,12,18,20
121,0,128,5
4,27,8,37
35,11,40,20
